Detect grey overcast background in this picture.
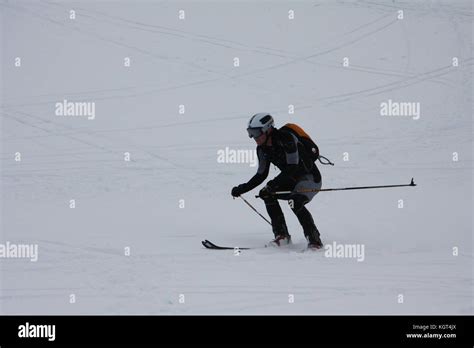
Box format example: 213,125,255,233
1,0,472,314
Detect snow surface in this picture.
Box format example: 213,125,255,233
0,0,472,314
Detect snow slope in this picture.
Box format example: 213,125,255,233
0,0,472,314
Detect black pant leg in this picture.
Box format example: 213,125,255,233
263,196,289,237
289,194,320,241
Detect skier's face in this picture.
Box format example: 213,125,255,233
255,132,267,146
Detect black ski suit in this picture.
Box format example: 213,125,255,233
237,128,322,242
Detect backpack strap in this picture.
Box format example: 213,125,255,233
318,155,334,166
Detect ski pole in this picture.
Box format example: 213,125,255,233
238,196,272,226
255,178,416,198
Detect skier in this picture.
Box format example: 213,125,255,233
231,113,324,249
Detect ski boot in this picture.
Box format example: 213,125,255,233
303,222,323,250
268,234,292,247
267,213,291,247
306,234,323,250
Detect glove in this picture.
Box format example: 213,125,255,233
259,180,277,199
258,186,272,199
231,184,248,197
266,180,276,190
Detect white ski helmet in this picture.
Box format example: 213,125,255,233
247,113,274,138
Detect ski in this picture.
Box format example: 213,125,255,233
202,239,324,252
201,239,251,250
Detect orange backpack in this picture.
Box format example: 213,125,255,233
280,123,334,165
280,123,320,161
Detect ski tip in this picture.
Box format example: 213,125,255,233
410,178,416,186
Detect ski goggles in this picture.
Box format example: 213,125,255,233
247,127,264,138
